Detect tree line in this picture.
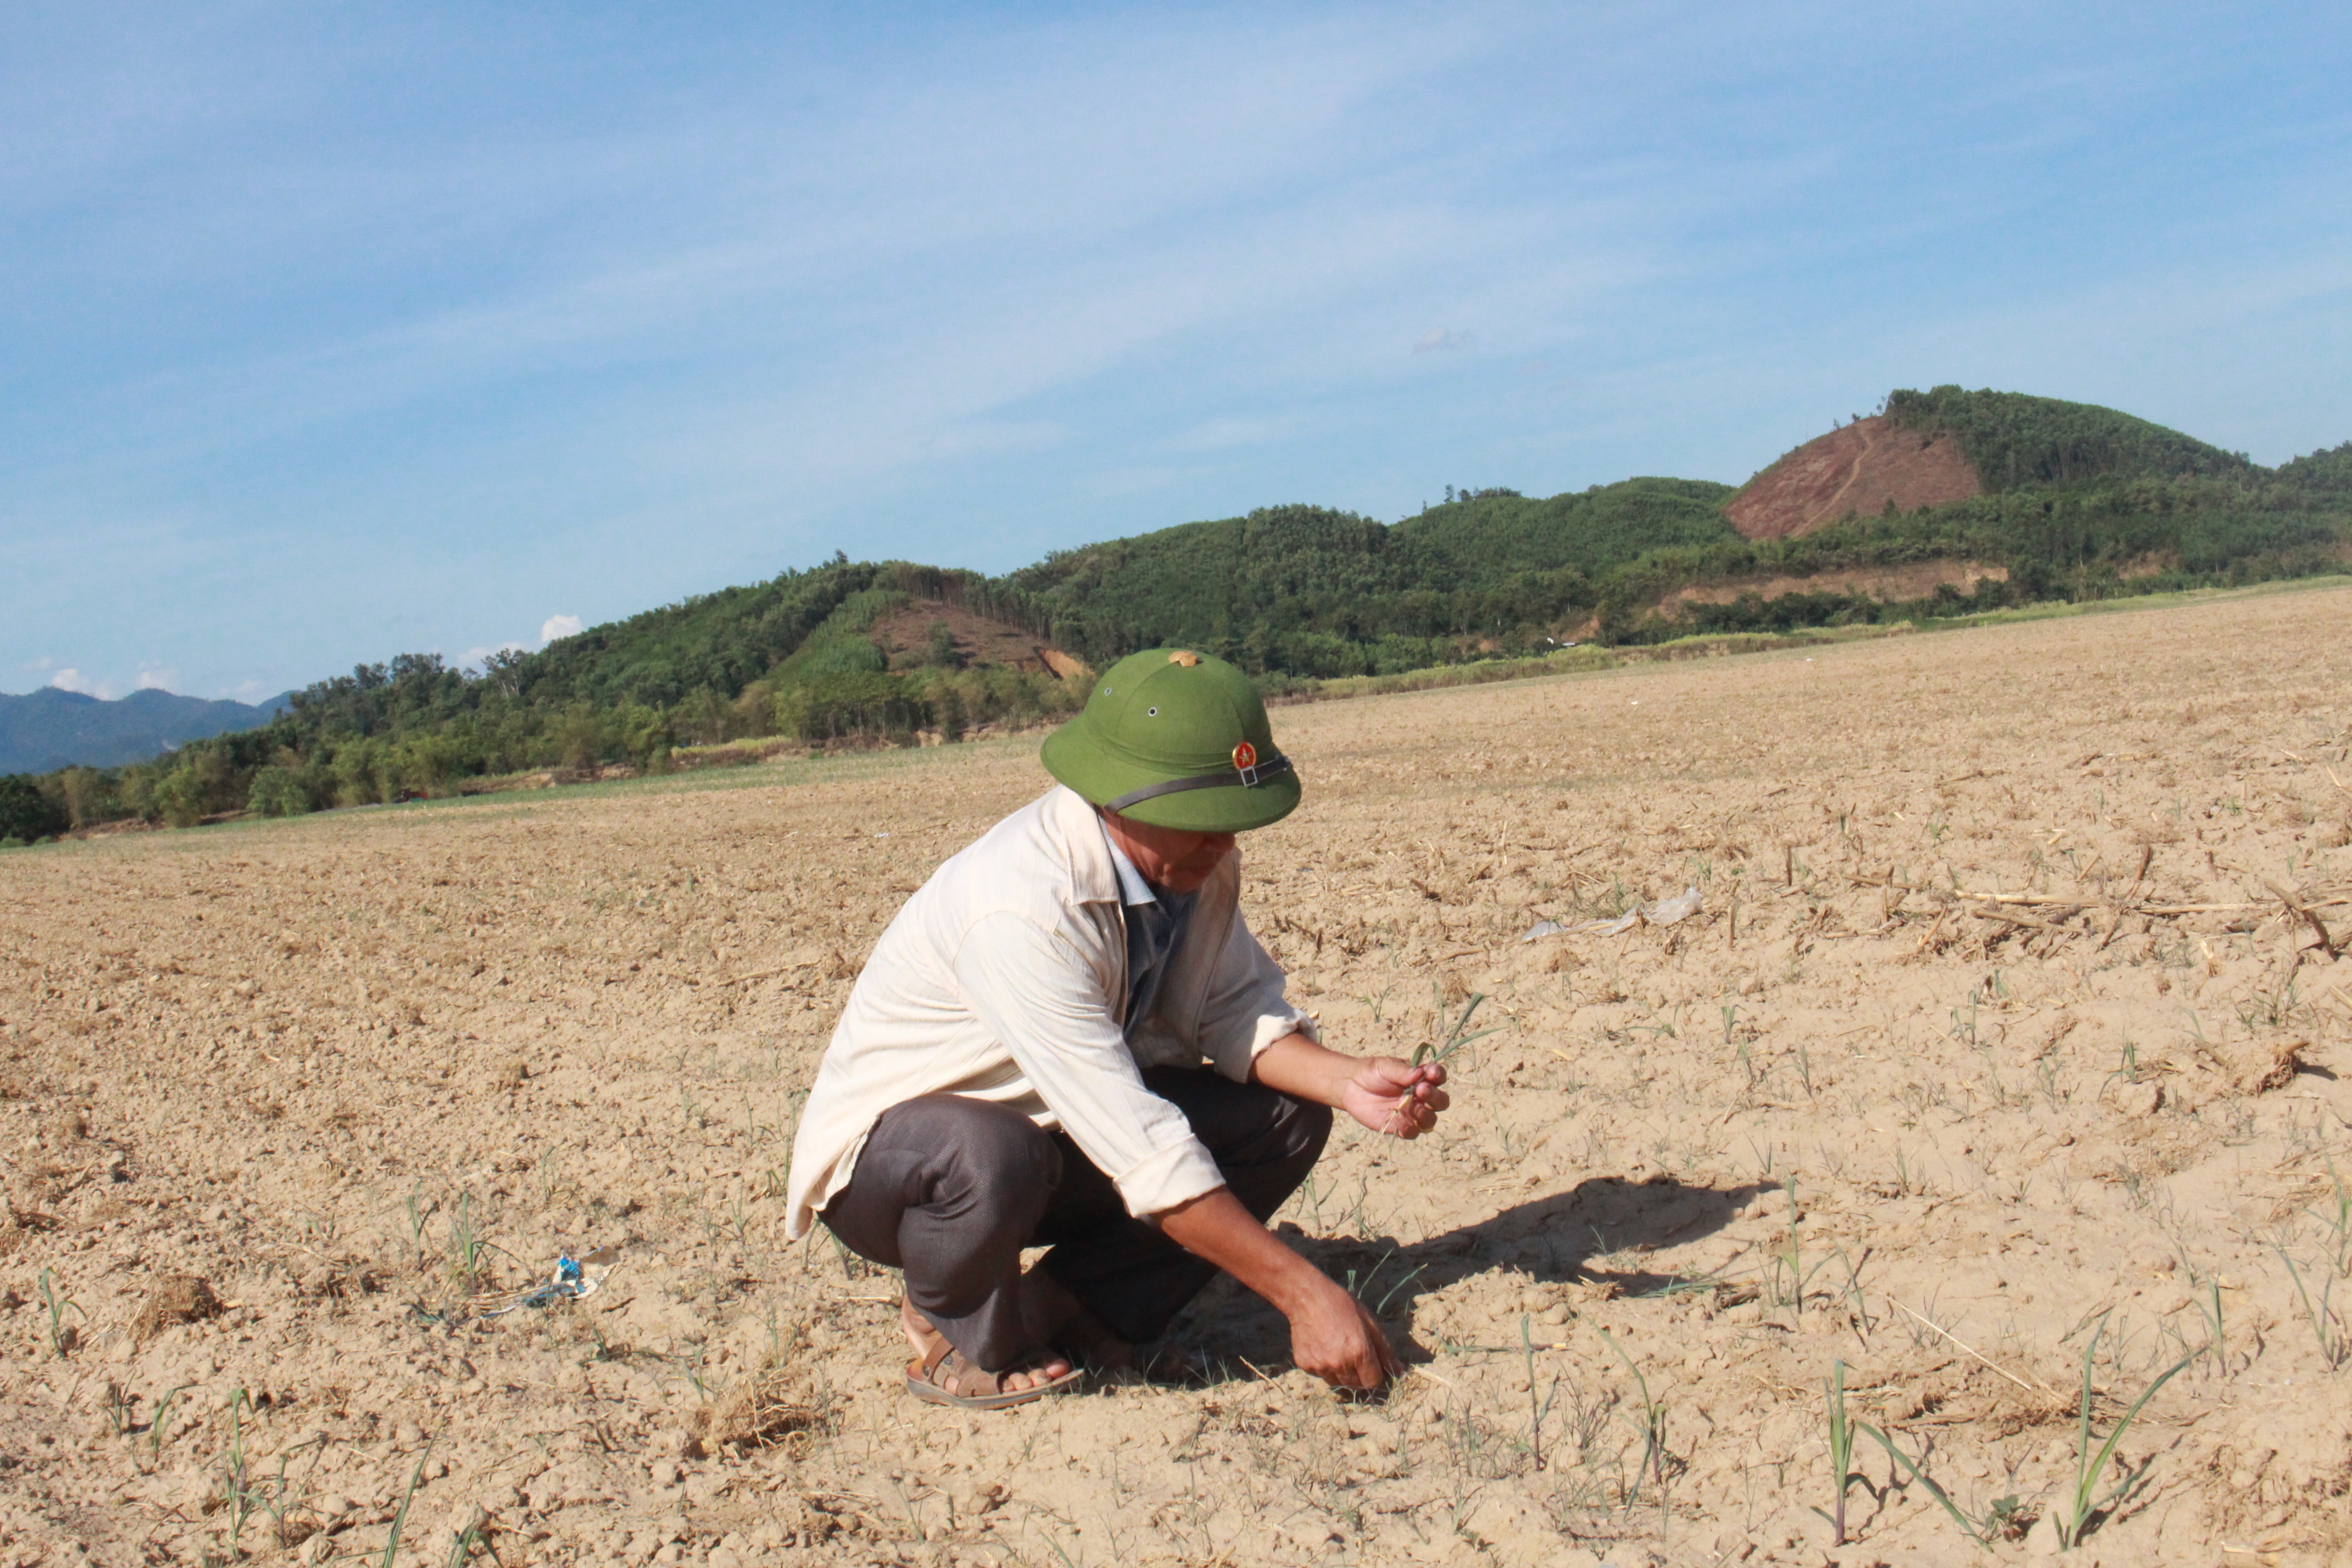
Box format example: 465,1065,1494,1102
6,392,2347,843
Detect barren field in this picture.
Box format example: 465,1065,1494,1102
5,584,2352,1568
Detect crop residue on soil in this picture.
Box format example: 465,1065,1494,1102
3,584,2350,1568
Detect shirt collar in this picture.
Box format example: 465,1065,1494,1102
1098,818,1159,907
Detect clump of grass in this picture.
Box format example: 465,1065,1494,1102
2188,1276,2228,1370
441,1508,490,1565
214,1388,256,1553
1518,1313,1560,1472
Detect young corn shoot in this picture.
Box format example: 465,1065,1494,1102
1597,1326,1666,1514
1387,993,1500,1134
39,1268,85,1357
2050,1316,2193,1548
380,1441,436,1568
1857,1421,1992,1544
1809,1360,1870,1545
2277,1245,2347,1371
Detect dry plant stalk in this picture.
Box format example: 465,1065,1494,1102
686,1367,832,1458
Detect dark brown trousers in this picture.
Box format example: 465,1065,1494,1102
819,1068,1331,1372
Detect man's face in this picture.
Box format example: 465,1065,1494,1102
1100,810,1236,895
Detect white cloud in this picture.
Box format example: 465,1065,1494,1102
1412,328,1475,354
457,640,529,671
135,665,180,692
538,614,583,646
48,667,102,696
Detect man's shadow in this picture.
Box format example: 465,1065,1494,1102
1176,1174,1771,1370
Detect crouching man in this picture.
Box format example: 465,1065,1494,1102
784,648,1448,1408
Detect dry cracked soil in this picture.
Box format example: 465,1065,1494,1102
5,582,2352,1568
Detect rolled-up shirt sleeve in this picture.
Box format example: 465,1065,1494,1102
951,911,1225,1219
1194,908,1318,1083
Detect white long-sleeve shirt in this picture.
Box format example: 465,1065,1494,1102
783,785,1315,1238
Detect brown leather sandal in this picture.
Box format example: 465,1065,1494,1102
904,1342,1083,1410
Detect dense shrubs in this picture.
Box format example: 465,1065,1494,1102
0,774,69,844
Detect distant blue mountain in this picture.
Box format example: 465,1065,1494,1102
0,687,294,774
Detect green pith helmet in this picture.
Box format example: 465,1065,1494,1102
1041,648,1301,832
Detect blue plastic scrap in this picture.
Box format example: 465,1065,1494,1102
482,1253,600,1317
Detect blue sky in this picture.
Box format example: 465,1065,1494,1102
4,2,2347,701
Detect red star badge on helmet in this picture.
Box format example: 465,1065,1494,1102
1232,740,1258,771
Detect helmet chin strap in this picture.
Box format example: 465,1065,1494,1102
1102,751,1293,812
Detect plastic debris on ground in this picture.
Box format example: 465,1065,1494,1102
478,1245,618,1318
1519,886,1704,942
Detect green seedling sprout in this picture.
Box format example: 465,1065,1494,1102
2312,1158,2351,1277
147,1383,193,1465
380,1440,436,1568
1389,993,1500,1134
1596,1325,1666,1513
2277,1246,2347,1371
1520,1313,1544,1471
443,1509,489,1566
1857,1421,2005,1544
1809,1361,1872,1545
2048,1315,2193,1548
1410,992,1496,1068
38,1268,85,1357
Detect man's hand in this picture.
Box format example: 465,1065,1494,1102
1158,1187,1402,1392
1286,1274,1405,1390
1253,1035,1451,1139
1338,1056,1449,1138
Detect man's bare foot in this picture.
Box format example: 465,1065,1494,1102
899,1300,1073,1393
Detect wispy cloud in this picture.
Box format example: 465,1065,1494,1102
1166,415,1300,454
538,614,583,646
1,2,2346,699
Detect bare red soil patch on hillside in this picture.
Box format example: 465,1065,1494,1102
1726,414,1982,539
868,598,1087,677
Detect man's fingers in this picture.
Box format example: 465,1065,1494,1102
1366,1315,1403,1378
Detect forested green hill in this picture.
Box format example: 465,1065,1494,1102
1886,385,2253,489
6,388,2347,840
992,478,1740,675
